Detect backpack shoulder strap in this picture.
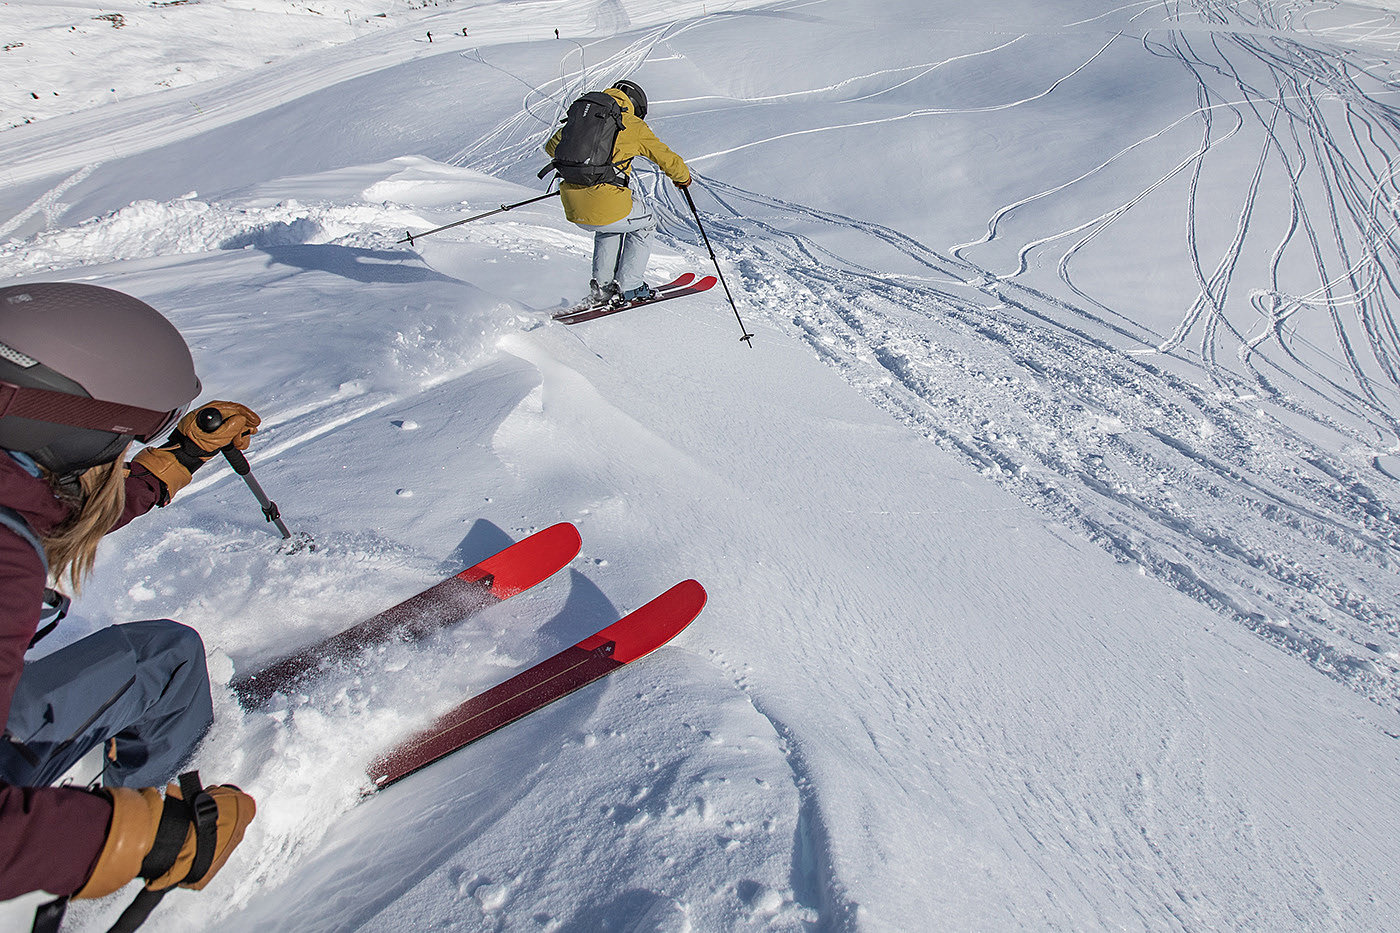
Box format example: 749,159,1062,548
0,504,48,575
0,505,70,647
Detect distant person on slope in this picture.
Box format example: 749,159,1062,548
542,79,692,305
0,283,256,922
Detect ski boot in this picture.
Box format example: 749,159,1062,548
590,279,620,306
618,283,655,304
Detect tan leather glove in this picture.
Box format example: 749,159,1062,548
132,401,261,502
179,401,261,454
75,776,255,899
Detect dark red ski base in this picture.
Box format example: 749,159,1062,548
231,523,582,708
552,273,693,320
552,273,717,325
368,578,707,790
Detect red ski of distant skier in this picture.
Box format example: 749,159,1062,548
552,272,717,325
367,578,707,790
231,522,583,707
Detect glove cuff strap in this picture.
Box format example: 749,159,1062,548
138,787,193,880
74,788,161,900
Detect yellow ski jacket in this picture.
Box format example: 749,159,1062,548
544,88,692,226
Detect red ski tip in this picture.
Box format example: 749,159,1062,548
459,522,582,598
575,578,706,663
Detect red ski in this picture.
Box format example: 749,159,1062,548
367,578,707,790
552,273,717,326
232,523,582,708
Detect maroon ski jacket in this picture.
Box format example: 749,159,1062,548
0,453,163,899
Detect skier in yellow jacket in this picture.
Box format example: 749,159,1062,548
544,81,692,304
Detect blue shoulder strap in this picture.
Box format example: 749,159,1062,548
0,504,47,575
0,504,71,647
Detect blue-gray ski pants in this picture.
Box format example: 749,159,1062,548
0,620,213,788
578,187,655,292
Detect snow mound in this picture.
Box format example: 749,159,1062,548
0,194,400,273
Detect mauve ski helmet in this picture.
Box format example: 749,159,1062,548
0,282,200,474
612,79,647,119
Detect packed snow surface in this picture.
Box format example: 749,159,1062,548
4,0,1400,930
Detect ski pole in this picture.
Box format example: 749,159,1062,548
397,189,561,245
196,407,293,540
681,185,754,347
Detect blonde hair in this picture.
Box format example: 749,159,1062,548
42,447,130,593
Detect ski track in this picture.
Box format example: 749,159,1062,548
0,162,100,239
686,33,1125,164
704,647,860,932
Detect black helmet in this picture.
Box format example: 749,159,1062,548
612,80,647,120
0,283,200,474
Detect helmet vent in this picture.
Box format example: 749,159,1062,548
0,342,39,368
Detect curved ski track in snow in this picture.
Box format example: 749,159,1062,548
688,33,1124,163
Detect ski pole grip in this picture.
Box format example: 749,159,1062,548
195,406,223,433
196,407,252,475
222,446,252,476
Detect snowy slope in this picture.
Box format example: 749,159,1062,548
2,0,1400,931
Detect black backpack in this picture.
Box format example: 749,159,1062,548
539,92,630,188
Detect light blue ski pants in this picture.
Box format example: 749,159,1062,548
0,620,213,788
577,187,655,292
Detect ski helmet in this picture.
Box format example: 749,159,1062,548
0,283,200,474
612,80,647,120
